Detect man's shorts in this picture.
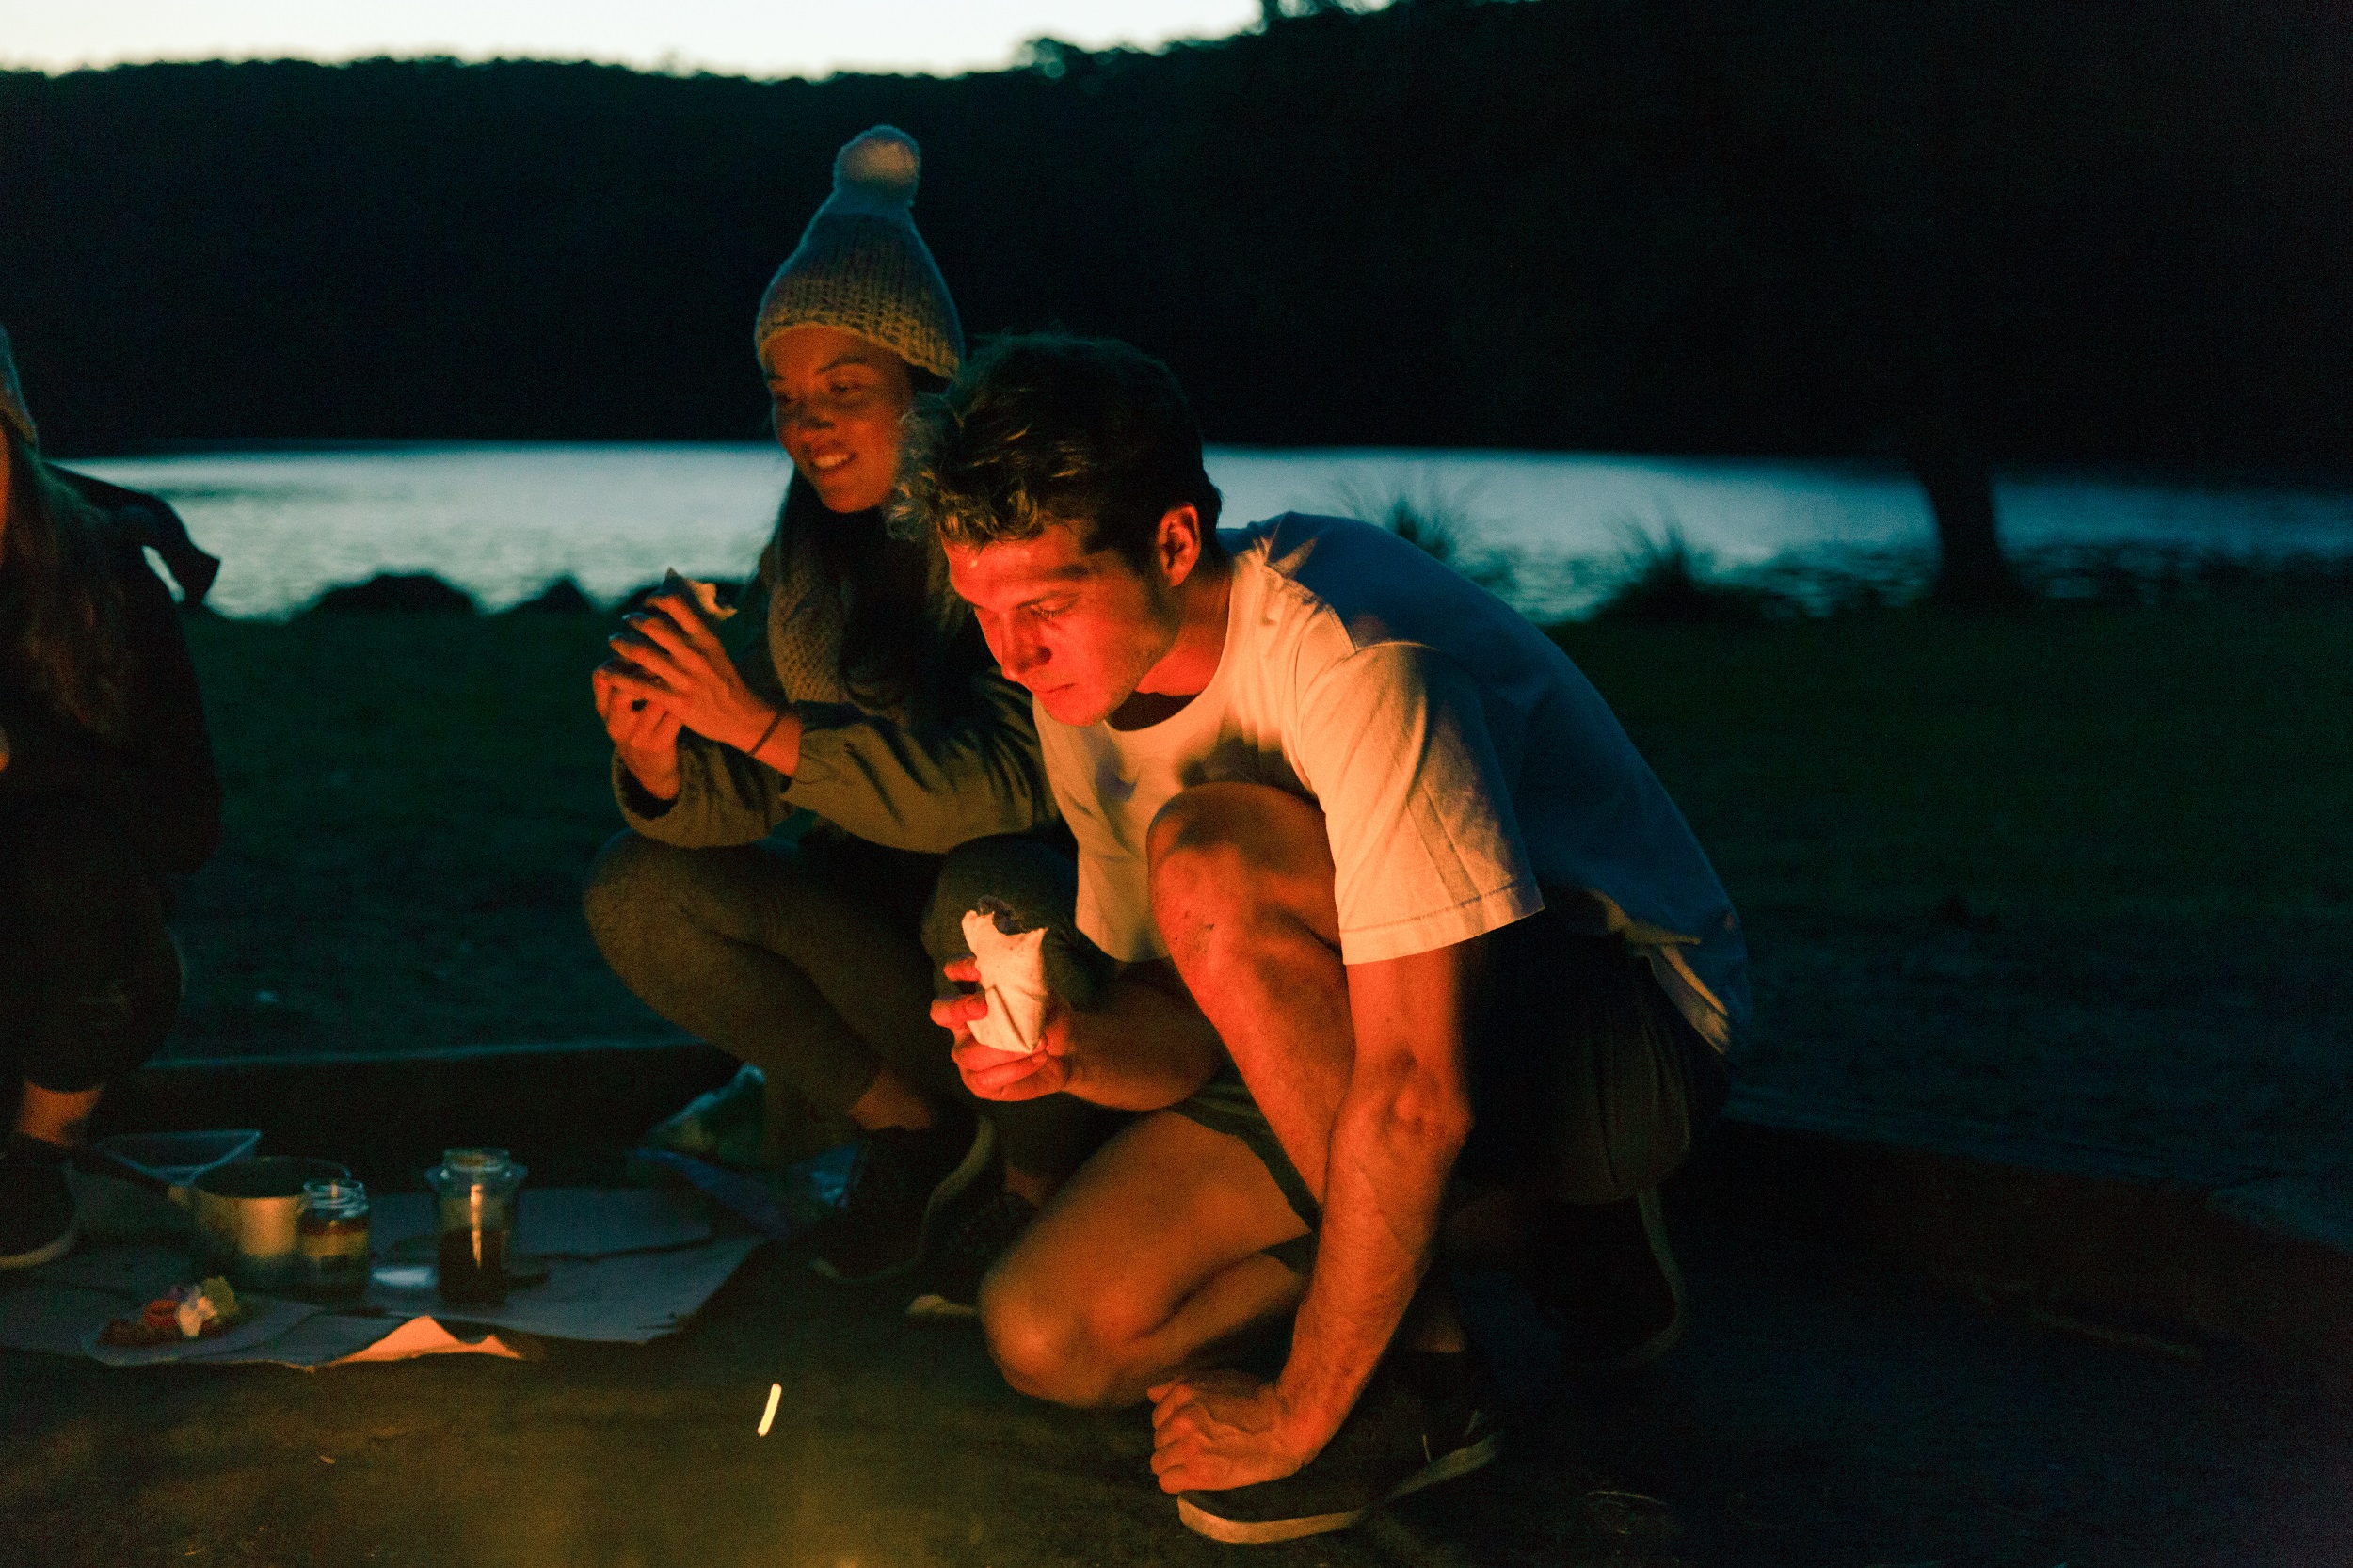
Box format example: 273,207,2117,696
1170,903,1730,1252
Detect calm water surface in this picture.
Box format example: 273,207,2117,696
68,443,2353,619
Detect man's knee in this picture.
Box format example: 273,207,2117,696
981,1262,1114,1407
1146,785,1337,967
1147,784,1324,921
978,1244,1156,1409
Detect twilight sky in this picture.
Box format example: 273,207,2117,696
0,1,1275,78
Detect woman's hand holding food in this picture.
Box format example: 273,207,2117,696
934,955,1080,1102
593,661,685,800
602,587,803,775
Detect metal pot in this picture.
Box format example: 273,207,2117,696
184,1157,353,1290
72,1148,352,1291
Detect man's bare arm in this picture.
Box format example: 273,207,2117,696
1148,936,1480,1488
1273,939,1476,1449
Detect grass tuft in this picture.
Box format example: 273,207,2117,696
1591,526,1793,623
1331,479,1518,596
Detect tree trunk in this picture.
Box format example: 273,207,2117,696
1909,419,2025,608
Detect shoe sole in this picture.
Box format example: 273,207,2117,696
808,1119,997,1286
0,1224,78,1272
1563,1186,1687,1377
904,1292,979,1322
1176,1432,1501,1545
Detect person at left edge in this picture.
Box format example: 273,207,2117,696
0,324,223,1270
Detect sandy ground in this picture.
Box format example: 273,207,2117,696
6,1197,2348,1568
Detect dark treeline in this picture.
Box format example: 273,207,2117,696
3,0,2346,462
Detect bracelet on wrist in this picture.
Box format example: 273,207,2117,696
747,707,788,761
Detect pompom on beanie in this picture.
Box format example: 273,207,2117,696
0,324,36,450
754,126,964,381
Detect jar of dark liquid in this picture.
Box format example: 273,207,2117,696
425,1148,526,1304
296,1179,372,1301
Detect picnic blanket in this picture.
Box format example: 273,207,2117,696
0,1186,762,1368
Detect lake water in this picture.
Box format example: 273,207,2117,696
66,442,2353,619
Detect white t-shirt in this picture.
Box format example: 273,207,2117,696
1036,514,1749,1049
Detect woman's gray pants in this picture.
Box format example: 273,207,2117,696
583,828,1112,1176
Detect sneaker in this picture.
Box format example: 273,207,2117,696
1521,1186,1686,1375
0,1134,79,1271
1176,1351,1500,1545
905,1184,1038,1322
802,1115,994,1285
642,1063,770,1170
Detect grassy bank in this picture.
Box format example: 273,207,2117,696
1555,603,2353,926
175,610,651,1056
167,601,2352,1177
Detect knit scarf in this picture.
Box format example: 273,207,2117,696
759,482,961,718
763,520,849,707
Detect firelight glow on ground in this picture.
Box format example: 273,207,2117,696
0,0,1273,79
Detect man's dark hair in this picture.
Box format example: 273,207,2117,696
894,333,1223,569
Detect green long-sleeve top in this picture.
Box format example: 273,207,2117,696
612,494,1055,853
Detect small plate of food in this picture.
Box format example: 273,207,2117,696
85,1277,313,1367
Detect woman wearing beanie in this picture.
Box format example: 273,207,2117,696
0,327,224,1269
584,128,1105,1302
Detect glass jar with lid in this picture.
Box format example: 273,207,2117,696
424,1148,527,1304
296,1179,372,1301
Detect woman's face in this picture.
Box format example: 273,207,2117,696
763,326,916,515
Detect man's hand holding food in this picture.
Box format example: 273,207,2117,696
933,955,1081,1102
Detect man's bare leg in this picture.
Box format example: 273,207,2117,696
1145,781,1465,1354
1145,784,1352,1199
980,1110,1308,1407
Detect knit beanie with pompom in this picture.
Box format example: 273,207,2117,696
753,126,963,381
0,324,36,450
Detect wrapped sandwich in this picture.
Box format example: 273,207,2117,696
960,901,1051,1056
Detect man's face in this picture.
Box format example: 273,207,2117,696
947,520,1183,728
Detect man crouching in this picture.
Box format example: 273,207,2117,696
902,335,1748,1544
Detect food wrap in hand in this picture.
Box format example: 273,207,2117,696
662,568,737,623
617,572,738,712
960,905,1050,1056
